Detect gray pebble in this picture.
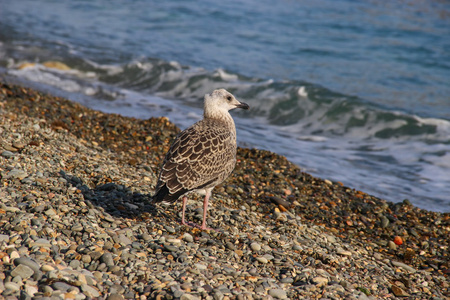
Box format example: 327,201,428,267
7,169,28,180
11,264,34,279
388,241,397,250
180,294,200,300
141,233,151,241
14,257,40,273
183,233,194,243
107,294,124,300
81,284,100,297
312,276,328,287
195,263,207,270
165,225,176,233
101,252,115,267
280,277,294,283
29,238,51,248
256,257,268,264
391,261,416,273
250,242,261,251
69,259,81,269
269,289,287,299
82,254,92,263
292,244,302,251
41,285,54,294
1,150,15,158
117,234,132,245
52,281,74,292
45,208,57,216
0,234,10,243
164,244,178,252
213,290,224,300
174,290,185,298
4,282,21,292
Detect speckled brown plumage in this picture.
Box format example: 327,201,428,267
152,89,249,229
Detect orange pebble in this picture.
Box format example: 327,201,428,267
394,236,403,245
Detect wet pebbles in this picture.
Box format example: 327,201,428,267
0,81,449,299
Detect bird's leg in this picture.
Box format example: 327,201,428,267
181,196,188,226
181,196,204,229
200,192,214,231
180,194,215,231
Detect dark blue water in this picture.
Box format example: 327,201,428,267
1,0,449,211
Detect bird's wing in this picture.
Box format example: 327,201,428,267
159,121,237,195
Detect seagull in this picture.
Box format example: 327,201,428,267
152,89,249,230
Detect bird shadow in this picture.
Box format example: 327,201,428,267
58,170,163,221
58,170,234,235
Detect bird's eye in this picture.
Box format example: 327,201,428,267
226,96,232,101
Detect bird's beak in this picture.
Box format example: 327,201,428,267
236,102,250,110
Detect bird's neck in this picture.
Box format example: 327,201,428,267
203,112,236,137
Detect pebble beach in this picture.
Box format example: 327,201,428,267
0,78,448,299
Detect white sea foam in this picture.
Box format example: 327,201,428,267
297,86,308,97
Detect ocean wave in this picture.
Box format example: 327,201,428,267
6,56,450,145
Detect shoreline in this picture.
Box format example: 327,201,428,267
0,78,448,299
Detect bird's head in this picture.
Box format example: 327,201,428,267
204,89,249,119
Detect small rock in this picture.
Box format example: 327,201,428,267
373,253,383,260
213,290,224,300
180,294,200,300
1,150,15,158
52,281,76,292
30,238,51,248
24,284,39,296
7,169,28,180
69,259,81,270
164,225,176,233
195,263,207,270
262,254,274,261
41,264,55,272
45,208,57,217
81,284,100,297
312,276,328,287
118,234,132,245
4,281,20,292
107,294,125,300
325,235,336,243
14,257,40,273
391,285,410,297
11,264,34,279
280,277,294,283
337,249,352,256
292,244,302,251
391,261,416,273
82,254,92,264
12,142,26,149
269,288,287,299
0,234,10,242
183,233,194,243
100,253,114,267
164,244,178,252
256,257,268,264
71,224,84,232
388,241,397,250
250,242,261,251
5,206,20,213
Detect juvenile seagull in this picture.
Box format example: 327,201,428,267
152,89,249,230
